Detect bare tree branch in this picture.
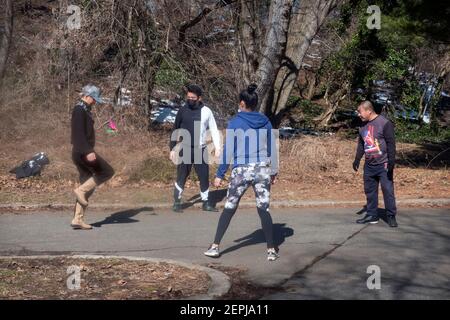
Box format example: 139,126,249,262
178,0,237,43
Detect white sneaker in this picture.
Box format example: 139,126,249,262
267,249,279,261
204,245,220,258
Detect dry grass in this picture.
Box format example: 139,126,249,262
280,136,356,179
1,130,449,205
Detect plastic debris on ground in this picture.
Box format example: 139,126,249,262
9,152,50,179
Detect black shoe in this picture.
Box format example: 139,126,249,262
172,201,183,212
202,201,218,212
355,205,367,215
387,215,398,228
356,214,379,224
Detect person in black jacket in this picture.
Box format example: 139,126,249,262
353,100,398,227
71,84,114,230
169,84,221,213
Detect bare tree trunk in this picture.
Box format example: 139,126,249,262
429,54,450,132
417,87,426,121
111,1,162,116
113,1,135,109
237,0,264,87
136,1,162,115
0,0,13,85
418,53,449,126
304,71,318,100
270,0,340,120
314,81,349,128
255,0,294,115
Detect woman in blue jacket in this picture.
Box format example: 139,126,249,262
204,84,279,261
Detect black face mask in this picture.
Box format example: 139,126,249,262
186,99,198,108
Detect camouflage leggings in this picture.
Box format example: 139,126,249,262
224,164,272,210
214,164,274,248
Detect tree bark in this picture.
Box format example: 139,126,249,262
237,0,265,87
0,0,13,84
255,0,294,115
269,0,340,121
304,71,318,100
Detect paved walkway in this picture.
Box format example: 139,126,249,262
1,206,449,299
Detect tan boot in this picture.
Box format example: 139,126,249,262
71,202,93,230
74,177,97,206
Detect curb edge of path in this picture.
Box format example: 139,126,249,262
0,254,231,300
1,198,450,211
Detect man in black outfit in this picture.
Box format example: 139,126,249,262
71,84,114,230
353,100,398,227
169,84,221,213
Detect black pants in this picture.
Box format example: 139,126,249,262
364,163,397,217
174,147,210,202
72,151,115,185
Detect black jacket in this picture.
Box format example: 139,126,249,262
169,101,203,150
71,101,95,154
355,115,396,170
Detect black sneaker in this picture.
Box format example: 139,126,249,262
356,214,379,224
172,201,183,212
202,201,218,212
355,205,367,215
387,215,398,228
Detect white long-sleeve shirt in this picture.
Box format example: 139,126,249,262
169,102,221,151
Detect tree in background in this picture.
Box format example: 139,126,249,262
0,0,13,86
236,0,342,123
297,0,450,132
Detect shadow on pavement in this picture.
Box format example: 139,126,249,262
220,223,294,255
91,207,154,227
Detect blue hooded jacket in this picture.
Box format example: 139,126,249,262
216,111,278,179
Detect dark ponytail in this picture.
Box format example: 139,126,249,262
239,84,258,110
